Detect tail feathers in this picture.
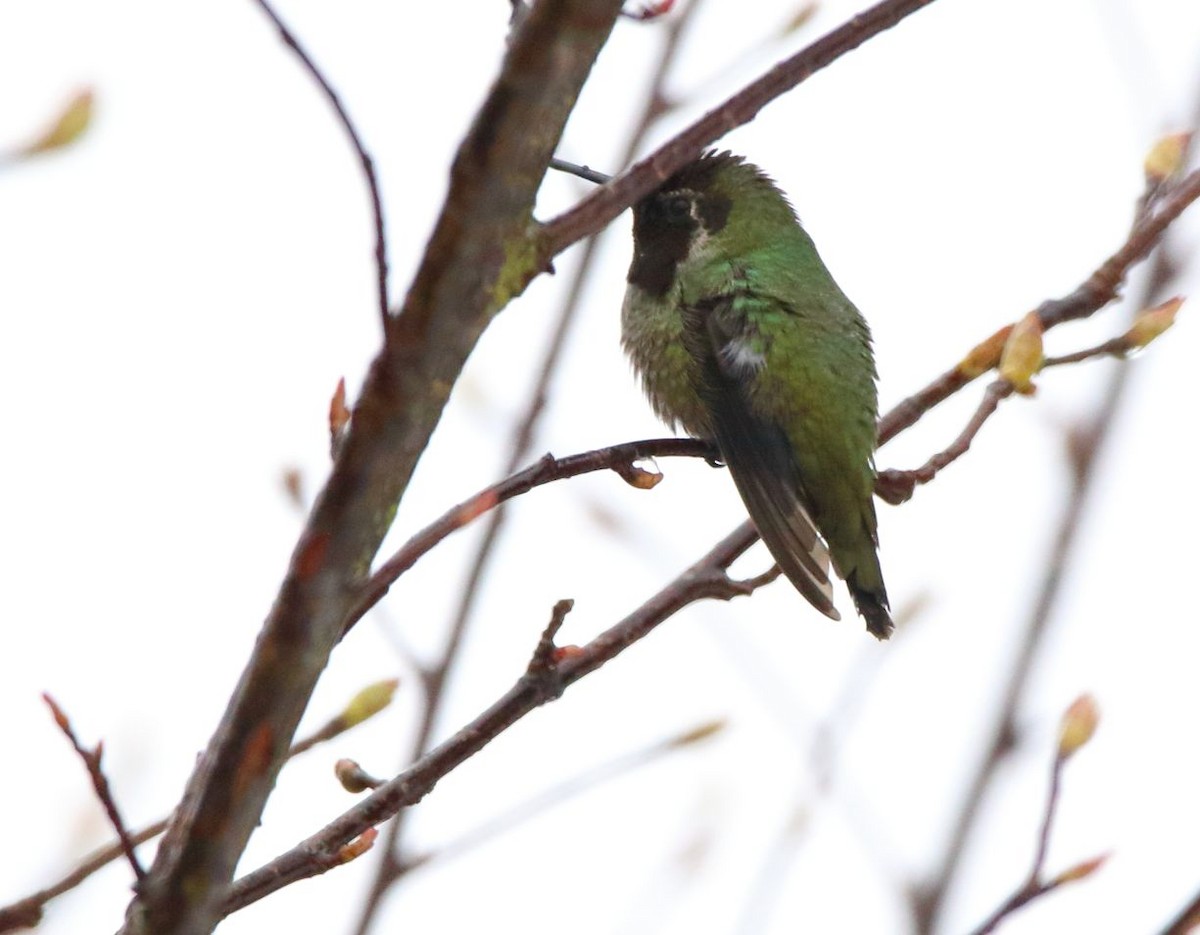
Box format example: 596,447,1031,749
767,505,840,622
848,574,892,640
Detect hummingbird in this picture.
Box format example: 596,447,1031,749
621,150,892,638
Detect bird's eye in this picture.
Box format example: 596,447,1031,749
661,195,692,224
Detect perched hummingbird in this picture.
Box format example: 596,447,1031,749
621,151,892,638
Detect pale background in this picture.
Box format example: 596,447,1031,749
2,1,1198,933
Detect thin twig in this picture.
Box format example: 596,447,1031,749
548,157,612,184
249,0,391,326
41,695,145,881
966,701,1106,935
524,599,575,683
876,380,1013,504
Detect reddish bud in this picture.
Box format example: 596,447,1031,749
551,645,585,664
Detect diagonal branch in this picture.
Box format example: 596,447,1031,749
538,0,946,259
344,438,713,637
222,522,765,916
877,167,1200,447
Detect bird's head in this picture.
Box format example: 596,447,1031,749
628,150,796,296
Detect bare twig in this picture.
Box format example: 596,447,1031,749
1047,169,1200,328
965,697,1106,935
249,0,391,327
42,695,145,882
525,599,576,682
878,285,1183,505
549,157,613,184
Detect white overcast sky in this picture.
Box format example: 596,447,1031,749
2,2,1199,934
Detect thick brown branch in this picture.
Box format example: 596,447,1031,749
120,4,624,933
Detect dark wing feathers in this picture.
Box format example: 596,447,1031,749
688,296,840,620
